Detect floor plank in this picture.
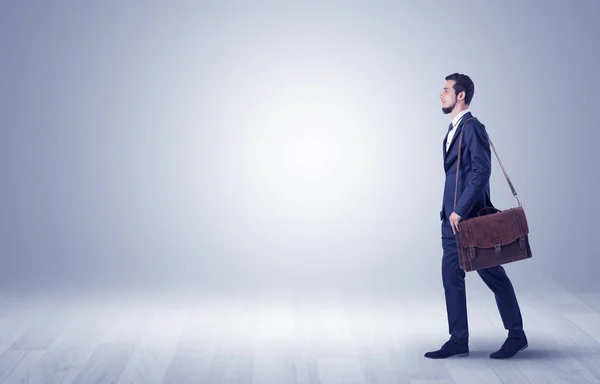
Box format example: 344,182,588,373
71,343,136,384
318,357,366,384
0,350,44,384
116,308,187,384
563,312,600,344
0,350,28,383
573,292,600,314
520,292,600,348
28,305,113,384
564,346,600,382
252,343,299,384
8,305,72,351
0,308,35,356
162,305,218,384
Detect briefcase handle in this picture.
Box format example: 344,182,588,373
477,206,501,216
454,117,522,212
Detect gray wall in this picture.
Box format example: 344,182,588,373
1,1,598,294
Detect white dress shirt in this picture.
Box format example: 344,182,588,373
445,109,470,152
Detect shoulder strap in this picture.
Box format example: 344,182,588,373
453,117,521,212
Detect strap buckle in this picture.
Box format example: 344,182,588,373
515,193,522,207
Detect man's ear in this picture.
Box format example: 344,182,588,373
458,91,465,101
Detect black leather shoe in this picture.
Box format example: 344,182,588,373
490,336,528,359
424,340,469,359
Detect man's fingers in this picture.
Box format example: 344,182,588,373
450,219,459,235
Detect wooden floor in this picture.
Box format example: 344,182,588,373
0,283,599,384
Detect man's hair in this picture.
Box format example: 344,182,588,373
445,73,475,105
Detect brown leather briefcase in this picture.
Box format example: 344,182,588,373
453,118,532,272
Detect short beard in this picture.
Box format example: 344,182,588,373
442,101,456,114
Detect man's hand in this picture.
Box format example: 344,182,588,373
449,212,462,235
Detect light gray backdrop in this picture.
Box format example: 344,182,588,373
1,0,598,296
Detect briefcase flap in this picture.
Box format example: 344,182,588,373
458,207,529,248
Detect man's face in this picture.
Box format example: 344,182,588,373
440,80,457,114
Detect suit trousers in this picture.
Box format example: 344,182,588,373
441,218,525,344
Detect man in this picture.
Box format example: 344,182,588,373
424,73,528,359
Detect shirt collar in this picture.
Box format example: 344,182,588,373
451,108,470,129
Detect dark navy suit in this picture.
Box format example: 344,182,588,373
440,112,524,344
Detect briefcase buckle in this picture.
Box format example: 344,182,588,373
494,239,501,253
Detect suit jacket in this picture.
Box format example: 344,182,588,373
440,112,494,221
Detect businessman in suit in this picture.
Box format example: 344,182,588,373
424,73,528,359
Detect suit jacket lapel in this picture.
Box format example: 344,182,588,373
442,131,449,157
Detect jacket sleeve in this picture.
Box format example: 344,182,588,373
454,120,492,218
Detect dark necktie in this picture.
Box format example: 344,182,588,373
445,123,453,149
